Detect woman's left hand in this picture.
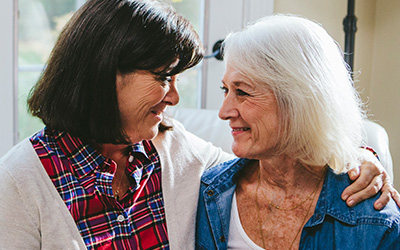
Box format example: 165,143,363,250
341,159,400,210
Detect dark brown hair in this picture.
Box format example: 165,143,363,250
28,0,203,144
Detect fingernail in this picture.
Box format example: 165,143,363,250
349,171,356,179
375,202,382,210
348,199,354,207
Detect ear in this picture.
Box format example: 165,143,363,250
116,70,123,86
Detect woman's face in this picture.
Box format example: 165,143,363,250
219,64,281,160
116,70,179,143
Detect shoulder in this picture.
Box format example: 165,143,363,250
0,138,41,176
0,139,50,228
323,169,400,228
0,138,53,197
352,195,400,228
201,158,252,186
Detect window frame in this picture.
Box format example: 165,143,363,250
0,0,17,156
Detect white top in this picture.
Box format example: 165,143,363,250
228,192,264,250
0,118,234,250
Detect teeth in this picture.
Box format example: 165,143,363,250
233,128,250,132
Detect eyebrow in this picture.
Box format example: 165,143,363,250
222,79,253,89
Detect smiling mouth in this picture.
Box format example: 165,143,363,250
151,110,163,116
232,128,250,132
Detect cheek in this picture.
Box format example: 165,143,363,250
144,83,168,99
244,99,280,135
244,97,278,120
136,85,166,107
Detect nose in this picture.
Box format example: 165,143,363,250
218,94,239,120
163,76,180,106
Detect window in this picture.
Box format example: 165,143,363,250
18,0,84,140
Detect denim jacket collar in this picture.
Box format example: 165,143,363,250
201,158,360,227
197,158,400,250
201,158,252,187
306,167,358,227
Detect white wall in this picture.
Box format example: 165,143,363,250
370,0,400,187
0,0,16,157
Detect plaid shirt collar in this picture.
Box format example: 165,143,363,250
43,128,151,186
32,128,168,248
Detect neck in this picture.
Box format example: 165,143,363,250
238,155,326,208
256,156,325,191
244,156,326,213
95,143,133,200
94,143,131,164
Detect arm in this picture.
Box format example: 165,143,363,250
0,140,87,249
0,164,41,249
341,148,400,209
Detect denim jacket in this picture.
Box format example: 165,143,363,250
196,158,400,250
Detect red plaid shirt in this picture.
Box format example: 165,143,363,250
30,128,169,249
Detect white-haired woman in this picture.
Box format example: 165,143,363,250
196,14,400,249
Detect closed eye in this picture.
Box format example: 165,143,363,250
236,89,249,96
220,86,250,97
156,74,173,86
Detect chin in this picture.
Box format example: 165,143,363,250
127,127,159,143
232,142,256,159
145,126,160,141
232,146,246,158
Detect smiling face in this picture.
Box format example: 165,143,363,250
219,64,281,160
116,70,179,143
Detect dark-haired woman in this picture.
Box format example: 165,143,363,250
0,0,206,249
0,1,397,249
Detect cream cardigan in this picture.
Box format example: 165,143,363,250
0,119,234,249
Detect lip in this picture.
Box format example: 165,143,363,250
151,109,164,121
230,126,250,136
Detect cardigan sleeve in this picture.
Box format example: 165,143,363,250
182,123,235,169
0,163,41,249
0,139,87,250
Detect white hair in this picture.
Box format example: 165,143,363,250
223,14,366,172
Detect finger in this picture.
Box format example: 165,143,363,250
374,185,391,210
389,185,400,208
341,161,382,201
345,174,383,207
348,166,360,181
375,182,400,210
382,181,400,207
373,171,392,209
341,177,369,201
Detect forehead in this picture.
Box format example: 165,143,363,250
223,63,276,97
222,64,253,87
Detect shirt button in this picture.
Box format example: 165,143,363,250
128,155,134,163
117,215,125,222
219,236,226,242
315,214,321,220
207,190,214,197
